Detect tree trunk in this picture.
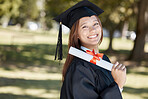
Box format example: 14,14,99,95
129,0,148,61
106,22,122,52
107,29,114,52
1,14,10,28
122,21,129,39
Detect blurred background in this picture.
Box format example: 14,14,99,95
0,0,148,99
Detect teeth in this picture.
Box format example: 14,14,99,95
88,34,97,38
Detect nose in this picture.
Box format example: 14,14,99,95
89,26,96,33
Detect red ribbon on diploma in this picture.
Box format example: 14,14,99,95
86,49,104,65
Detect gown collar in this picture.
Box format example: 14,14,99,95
80,46,92,52
80,46,99,54
80,46,113,83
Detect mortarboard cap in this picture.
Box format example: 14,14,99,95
54,0,104,60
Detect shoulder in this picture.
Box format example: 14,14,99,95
102,54,111,63
65,57,96,79
69,57,91,69
70,56,96,71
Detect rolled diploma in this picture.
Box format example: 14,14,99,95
69,46,113,71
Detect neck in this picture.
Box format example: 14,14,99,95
82,45,99,53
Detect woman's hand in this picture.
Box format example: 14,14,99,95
111,62,126,89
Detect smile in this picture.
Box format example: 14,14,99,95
87,34,98,39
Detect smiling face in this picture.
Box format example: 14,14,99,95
78,15,102,48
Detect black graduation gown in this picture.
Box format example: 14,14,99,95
60,55,122,99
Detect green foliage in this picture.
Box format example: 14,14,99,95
45,0,73,17
44,0,139,30
0,0,22,17
45,0,70,28
0,0,141,30
0,0,40,26
19,0,39,20
17,0,40,26
90,0,139,31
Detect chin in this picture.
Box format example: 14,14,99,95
89,40,100,45
81,39,100,47
87,42,99,46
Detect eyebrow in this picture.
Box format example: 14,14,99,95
80,22,87,27
93,20,98,22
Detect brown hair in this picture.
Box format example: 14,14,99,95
62,15,103,81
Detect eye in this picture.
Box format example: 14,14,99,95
94,23,99,26
82,25,88,29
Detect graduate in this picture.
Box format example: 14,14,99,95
54,0,126,99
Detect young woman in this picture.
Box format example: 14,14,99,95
54,0,126,99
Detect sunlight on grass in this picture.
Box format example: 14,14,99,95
0,29,68,45
126,74,148,88
100,37,110,50
0,29,148,53
0,66,147,99
123,93,143,99
113,38,134,50
0,86,23,94
0,67,62,99
122,67,148,99
0,68,62,80
0,86,60,99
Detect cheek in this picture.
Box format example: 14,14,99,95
78,30,88,39
96,27,102,36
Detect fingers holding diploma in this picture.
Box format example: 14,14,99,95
111,62,127,89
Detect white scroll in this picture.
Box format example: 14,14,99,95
69,46,113,71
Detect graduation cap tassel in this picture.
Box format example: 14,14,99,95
55,22,63,60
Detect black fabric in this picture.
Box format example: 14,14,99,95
54,23,62,60
67,7,97,28
60,55,122,99
53,0,104,29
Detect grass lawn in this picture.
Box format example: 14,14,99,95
0,27,148,99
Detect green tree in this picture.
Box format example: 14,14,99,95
0,0,22,27
45,0,81,29
18,0,39,27
129,0,148,61
92,0,136,52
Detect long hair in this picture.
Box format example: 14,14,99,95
62,15,103,81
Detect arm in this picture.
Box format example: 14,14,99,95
103,55,123,92
100,60,126,99
100,81,122,99
72,65,99,99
